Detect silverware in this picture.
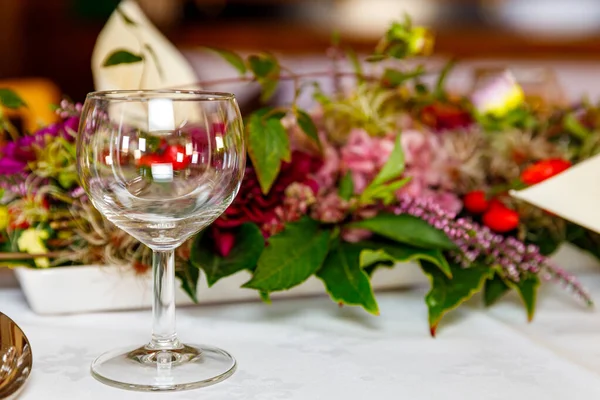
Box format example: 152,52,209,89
0,312,32,399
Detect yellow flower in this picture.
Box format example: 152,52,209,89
408,27,434,56
0,206,8,231
377,20,436,59
17,228,50,268
471,70,525,117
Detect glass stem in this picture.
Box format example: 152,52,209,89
149,249,180,349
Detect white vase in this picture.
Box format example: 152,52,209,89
13,262,427,315
13,244,598,315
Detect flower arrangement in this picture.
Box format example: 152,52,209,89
1,14,599,335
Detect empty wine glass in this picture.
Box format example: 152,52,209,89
76,90,245,391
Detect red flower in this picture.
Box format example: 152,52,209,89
212,229,236,259
212,151,321,256
420,102,473,131
521,159,571,185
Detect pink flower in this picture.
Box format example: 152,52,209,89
399,130,462,213
431,191,463,215
340,129,395,193
267,183,317,236
311,191,348,223
314,136,340,191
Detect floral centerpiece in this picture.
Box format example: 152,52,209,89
1,15,598,335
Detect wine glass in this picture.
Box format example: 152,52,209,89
76,90,245,391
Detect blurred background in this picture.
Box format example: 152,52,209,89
2,0,600,102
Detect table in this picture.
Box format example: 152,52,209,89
3,272,600,400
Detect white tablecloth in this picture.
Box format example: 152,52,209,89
2,272,600,400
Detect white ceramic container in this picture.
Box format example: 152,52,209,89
13,262,427,315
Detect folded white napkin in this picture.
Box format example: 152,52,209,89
511,153,600,234
91,0,198,91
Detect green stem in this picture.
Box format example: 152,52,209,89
0,108,20,141
169,70,401,90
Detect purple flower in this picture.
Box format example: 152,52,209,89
0,157,27,175
395,195,593,306
0,114,80,177
62,117,79,140
34,116,79,141
0,142,29,175
2,142,16,157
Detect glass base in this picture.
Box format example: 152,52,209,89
90,343,236,392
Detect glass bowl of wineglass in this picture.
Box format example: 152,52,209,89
76,90,245,392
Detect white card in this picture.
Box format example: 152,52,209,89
511,154,600,234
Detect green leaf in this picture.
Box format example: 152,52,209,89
317,241,379,315
369,135,405,187
359,135,408,205
116,7,137,25
507,275,540,321
0,89,26,109
359,177,411,206
243,218,330,292
103,49,144,67
338,171,354,201
259,291,272,304
246,109,291,194
248,53,278,78
564,113,590,140
365,54,387,63
349,213,456,250
190,223,265,286
207,47,247,75
296,109,321,148
422,262,493,336
57,171,79,189
360,251,394,276
415,83,428,95
346,47,363,83
434,59,456,99
176,263,200,302
144,44,164,80
381,67,424,87
260,79,279,102
313,85,332,105
386,43,409,59
484,272,511,307
359,241,452,278
248,53,280,102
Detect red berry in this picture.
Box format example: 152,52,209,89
482,207,520,233
136,154,165,168
463,191,489,214
548,159,571,175
163,145,191,171
521,159,571,185
488,198,506,211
